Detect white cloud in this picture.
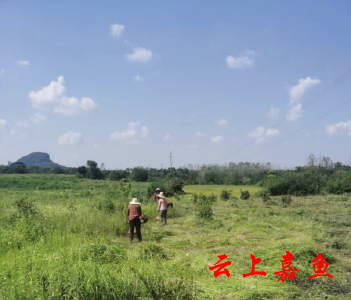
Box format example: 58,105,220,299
163,133,172,141
286,103,302,121
196,132,206,139
9,129,26,139
268,106,280,118
110,122,148,143
29,76,97,115
216,119,228,126
54,97,97,115
17,60,30,66
31,113,46,123
126,47,152,62
109,23,125,38
58,131,82,145
247,126,280,143
16,120,29,128
140,126,148,138
286,77,320,122
289,77,321,103
189,144,199,149
0,69,4,75
132,75,145,81
211,136,223,143
0,119,8,129
93,144,100,148
226,51,256,69
29,76,65,109
326,120,351,136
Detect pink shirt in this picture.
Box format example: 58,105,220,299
157,198,168,211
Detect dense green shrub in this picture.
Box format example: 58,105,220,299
220,189,232,201
240,189,251,200
191,193,214,219
259,189,271,202
281,195,292,207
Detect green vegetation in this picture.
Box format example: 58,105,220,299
0,174,350,299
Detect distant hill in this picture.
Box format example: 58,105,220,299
16,152,66,168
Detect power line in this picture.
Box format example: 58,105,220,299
224,69,351,160
242,97,351,161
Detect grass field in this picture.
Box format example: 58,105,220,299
0,175,350,299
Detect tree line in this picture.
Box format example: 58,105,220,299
1,155,351,195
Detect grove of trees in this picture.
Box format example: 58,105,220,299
1,154,351,196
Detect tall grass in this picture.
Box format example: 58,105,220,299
0,175,350,299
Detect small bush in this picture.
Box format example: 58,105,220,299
281,195,292,207
197,203,213,219
192,193,214,219
98,198,116,213
14,198,39,218
207,193,218,203
240,189,251,200
259,189,271,202
220,189,232,201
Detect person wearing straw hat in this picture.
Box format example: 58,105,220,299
151,188,162,203
126,198,142,243
156,192,168,225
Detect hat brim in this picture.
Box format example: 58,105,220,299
130,202,141,205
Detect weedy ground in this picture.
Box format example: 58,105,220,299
0,175,350,299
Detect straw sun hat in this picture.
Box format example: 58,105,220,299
155,188,161,191
129,198,141,205
157,192,166,198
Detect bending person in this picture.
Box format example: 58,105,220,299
126,198,142,243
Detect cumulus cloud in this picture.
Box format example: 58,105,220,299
163,133,172,141
17,60,30,66
109,23,125,38
226,51,256,69
289,77,320,104
31,113,46,123
132,75,145,81
140,126,148,138
247,126,280,143
211,136,223,143
268,106,280,118
58,131,82,145
54,97,97,115
326,120,351,136
29,76,97,115
0,119,8,129
126,47,152,62
196,132,206,139
286,77,320,122
216,119,228,126
110,122,148,143
286,103,302,121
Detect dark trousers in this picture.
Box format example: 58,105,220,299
129,217,142,241
160,210,167,224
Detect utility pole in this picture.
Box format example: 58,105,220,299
170,152,173,169
161,163,163,169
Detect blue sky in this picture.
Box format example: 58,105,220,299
1,0,350,169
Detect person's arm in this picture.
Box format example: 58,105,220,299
138,205,142,216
